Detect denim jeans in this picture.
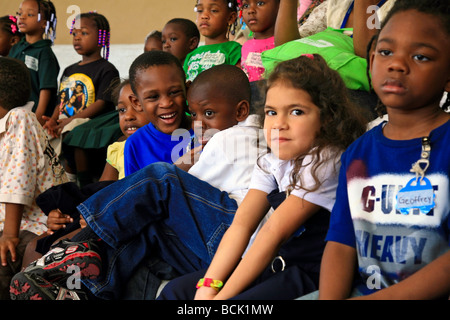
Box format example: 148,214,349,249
77,162,237,299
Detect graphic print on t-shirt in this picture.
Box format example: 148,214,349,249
57,73,95,117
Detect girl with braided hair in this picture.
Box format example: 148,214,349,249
43,12,120,188
9,0,59,126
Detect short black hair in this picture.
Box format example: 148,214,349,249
128,50,185,95
0,57,31,110
165,18,200,40
188,64,251,107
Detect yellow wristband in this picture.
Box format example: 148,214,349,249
196,278,223,292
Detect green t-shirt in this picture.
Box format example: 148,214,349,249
9,38,59,116
183,41,242,82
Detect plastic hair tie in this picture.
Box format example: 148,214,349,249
302,53,314,60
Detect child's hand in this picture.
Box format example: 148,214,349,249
42,116,59,138
46,209,73,235
79,215,87,229
55,117,73,134
0,234,19,266
174,146,203,172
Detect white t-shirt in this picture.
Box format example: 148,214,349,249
188,114,267,205
249,149,341,214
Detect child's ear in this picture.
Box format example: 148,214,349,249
189,37,200,50
235,100,250,123
129,94,143,112
11,35,20,46
228,11,237,26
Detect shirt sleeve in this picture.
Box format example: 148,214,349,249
38,48,59,90
124,138,139,177
0,111,39,206
248,155,277,194
290,152,340,212
325,151,357,247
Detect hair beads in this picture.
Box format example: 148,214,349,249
97,29,110,60
69,12,111,61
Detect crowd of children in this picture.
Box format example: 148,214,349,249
0,0,448,301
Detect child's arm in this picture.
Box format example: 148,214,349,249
42,104,61,138
196,192,321,300
195,189,271,300
274,0,301,46
99,162,119,181
354,251,450,300
0,203,24,266
217,195,321,299
34,89,52,126
318,241,357,299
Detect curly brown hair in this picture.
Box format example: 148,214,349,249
263,54,369,194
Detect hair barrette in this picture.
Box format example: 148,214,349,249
302,54,314,60
9,15,17,23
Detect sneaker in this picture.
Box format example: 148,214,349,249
23,238,102,284
10,272,88,300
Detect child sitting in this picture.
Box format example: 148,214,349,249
9,0,59,125
161,18,200,64
124,50,194,176
43,12,121,187
0,57,67,299
10,64,267,300
184,0,242,82
20,78,149,269
309,0,450,300
100,79,150,181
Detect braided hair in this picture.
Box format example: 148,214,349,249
70,12,111,60
35,0,57,43
366,0,450,115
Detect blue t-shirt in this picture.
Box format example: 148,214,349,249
124,123,194,176
326,120,450,295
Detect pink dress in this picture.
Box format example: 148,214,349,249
241,36,275,82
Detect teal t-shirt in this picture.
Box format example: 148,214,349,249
9,38,59,116
183,41,242,82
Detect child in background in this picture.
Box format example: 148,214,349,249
0,57,67,299
43,12,120,187
0,15,23,57
240,0,279,82
184,0,242,82
10,65,267,300
8,0,58,126
162,18,200,64
100,79,149,181
313,0,450,300
144,30,162,52
239,0,279,111
159,54,369,300
124,50,193,176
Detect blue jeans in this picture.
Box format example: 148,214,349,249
77,162,237,299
